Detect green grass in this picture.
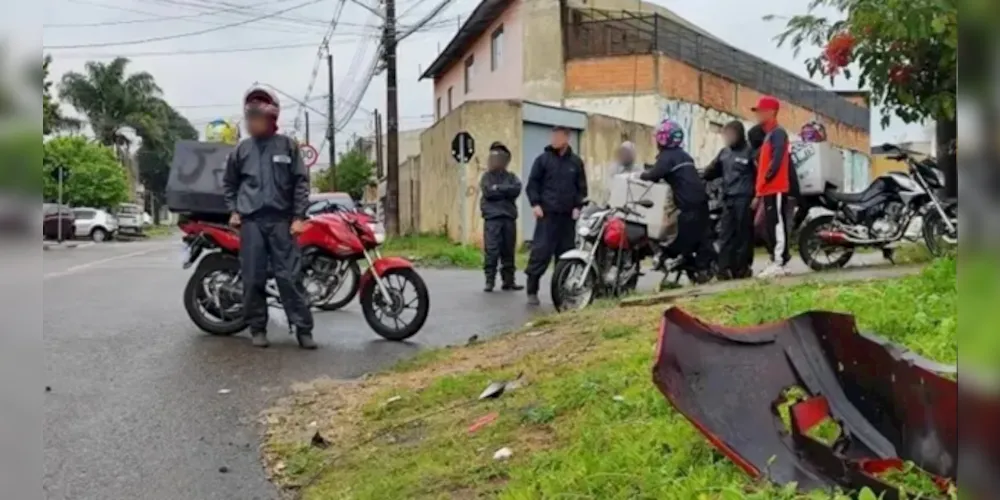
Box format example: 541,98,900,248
263,258,957,500
379,232,529,270
141,224,175,238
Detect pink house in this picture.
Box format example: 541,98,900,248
421,0,524,118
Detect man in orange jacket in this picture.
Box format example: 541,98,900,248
752,96,792,278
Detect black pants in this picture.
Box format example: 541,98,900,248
525,213,576,294
662,207,716,271
240,216,314,334
718,196,754,278
483,217,517,284
762,193,791,265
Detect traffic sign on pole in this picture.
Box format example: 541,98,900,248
299,143,319,168
451,132,475,164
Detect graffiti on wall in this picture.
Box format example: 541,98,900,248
658,99,871,193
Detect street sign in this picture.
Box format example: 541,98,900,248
451,131,475,164
299,143,319,168
50,165,70,182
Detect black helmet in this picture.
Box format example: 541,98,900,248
243,87,280,119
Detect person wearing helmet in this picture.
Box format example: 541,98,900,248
640,119,716,279
702,120,756,280
479,141,524,292
601,141,640,204
223,87,315,349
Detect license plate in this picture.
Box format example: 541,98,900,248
180,244,192,268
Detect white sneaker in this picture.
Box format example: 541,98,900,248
756,262,789,279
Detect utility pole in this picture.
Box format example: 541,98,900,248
304,111,310,144
374,109,384,179
383,0,400,236
326,50,337,189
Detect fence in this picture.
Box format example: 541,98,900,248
563,9,870,132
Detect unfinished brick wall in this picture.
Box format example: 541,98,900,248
565,54,870,153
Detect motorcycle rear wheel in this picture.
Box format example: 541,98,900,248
798,215,855,272
183,253,247,336
315,260,362,311
360,268,429,341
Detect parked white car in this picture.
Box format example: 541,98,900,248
142,212,153,226
72,207,118,242
115,203,145,235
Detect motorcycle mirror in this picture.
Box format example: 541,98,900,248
636,199,654,208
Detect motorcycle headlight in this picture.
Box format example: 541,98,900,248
577,225,591,237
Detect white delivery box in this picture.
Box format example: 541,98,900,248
608,174,679,243
791,141,845,195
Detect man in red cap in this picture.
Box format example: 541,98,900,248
752,95,792,278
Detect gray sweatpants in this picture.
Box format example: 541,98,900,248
240,216,314,334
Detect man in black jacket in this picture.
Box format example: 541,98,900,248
524,126,588,305
703,120,756,280
479,142,524,292
223,87,315,349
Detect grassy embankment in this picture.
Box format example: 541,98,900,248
379,233,528,270
263,257,957,500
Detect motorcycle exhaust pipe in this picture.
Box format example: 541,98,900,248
816,230,893,246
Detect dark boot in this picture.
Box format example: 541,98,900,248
525,275,540,305
483,275,495,292
251,331,269,348
501,281,524,291
296,330,318,350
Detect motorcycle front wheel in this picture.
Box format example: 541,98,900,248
360,267,429,341
922,208,958,257
551,258,599,312
183,253,247,336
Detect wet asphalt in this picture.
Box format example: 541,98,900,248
42,237,887,500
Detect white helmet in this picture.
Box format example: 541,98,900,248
243,87,280,118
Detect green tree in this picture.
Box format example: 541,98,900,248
314,149,374,200
42,55,80,135
136,99,198,223
767,0,957,129
58,57,163,147
43,136,129,209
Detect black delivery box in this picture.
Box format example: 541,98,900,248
166,140,235,215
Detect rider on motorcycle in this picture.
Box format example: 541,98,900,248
222,87,316,349
640,119,717,281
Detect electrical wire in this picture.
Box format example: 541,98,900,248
46,0,280,27
60,0,331,36
290,0,349,136
46,0,326,48
397,0,457,41
54,37,377,59
135,0,340,30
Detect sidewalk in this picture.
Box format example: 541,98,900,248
42,241,92,251
620,263,926,307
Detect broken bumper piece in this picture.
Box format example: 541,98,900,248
651,308,986,499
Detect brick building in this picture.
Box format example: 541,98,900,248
421,0,873,192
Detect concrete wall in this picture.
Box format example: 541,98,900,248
418,100,523,245
563,54,872,191
417,99,653,245
397,155,421,234
365,128,423,168
432,0,524,115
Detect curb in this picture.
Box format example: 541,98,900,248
619,264,926,308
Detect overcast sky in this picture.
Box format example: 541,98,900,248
42,0,931,166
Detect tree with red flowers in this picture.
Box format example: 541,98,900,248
766,0,957,129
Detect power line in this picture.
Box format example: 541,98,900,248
53,35,380,59
47,0,326,48
135,0,336,29
46,0,279,27
61,0,331,36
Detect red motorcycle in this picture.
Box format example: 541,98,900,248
178,212,429,341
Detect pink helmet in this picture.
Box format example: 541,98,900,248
799,121,827,142
654,119,684,148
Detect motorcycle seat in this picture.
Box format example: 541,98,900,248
825,190,869,204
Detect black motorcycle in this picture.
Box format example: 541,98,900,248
796,143,957,271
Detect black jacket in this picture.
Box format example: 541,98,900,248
703,142,756,198
479,169,521,219
223,134,310,219
639,147,707,210
525,146,588,215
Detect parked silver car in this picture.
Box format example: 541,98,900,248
73,207,118,242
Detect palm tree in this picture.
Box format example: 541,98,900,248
58,57,163,147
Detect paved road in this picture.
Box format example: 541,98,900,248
43,239,888,500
